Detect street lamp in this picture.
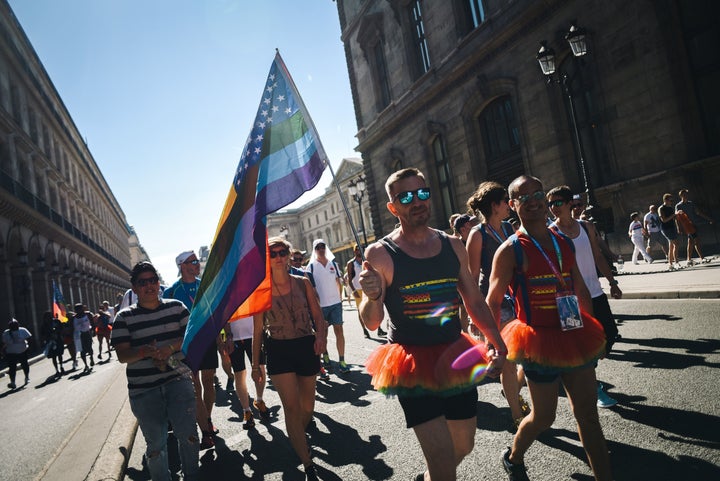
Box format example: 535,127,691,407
536,24,593,207
348,175,368,247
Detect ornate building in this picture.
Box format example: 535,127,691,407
0,1,138,338
336,0,719,253
268,157,372,268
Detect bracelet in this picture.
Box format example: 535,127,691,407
251,367,261,371
609,280,618,286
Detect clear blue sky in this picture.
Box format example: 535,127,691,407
9,0,358,282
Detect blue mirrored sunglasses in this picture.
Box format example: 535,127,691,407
514,190,546,205
394,188,431,205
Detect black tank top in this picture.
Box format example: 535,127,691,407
380,230,462,346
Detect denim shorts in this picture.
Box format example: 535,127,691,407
321,303,344,326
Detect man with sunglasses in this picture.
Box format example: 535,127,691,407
164,250,218,450
359,168,507,481
307,239,349,374
488,176,612,481
547,186,621,409
112,262,199,481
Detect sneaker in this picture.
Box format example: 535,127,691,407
24,377,29,385
518,394,531,416
253,399,270,419
318,367,330,380
304,463,319,481
501,447,530,481
200,432,215,449
72,360,78,370
98,353,103,360
90,357,95,367
243,410,255,429
377,327,387,337
596,385,617,408
7,382,16,389
322,354,331,368
363,329,370,339
338,361,350,373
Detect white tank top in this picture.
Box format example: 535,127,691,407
555,221,604,299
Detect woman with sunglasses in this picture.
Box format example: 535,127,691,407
466,181,529,430
252,237,327,480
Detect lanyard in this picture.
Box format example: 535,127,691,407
486,223,506,244
519,228,568,290
180,280,198,306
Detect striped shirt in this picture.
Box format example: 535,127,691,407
111,299,191,397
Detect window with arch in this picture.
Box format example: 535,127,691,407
479,96,523,184
431,134,456,227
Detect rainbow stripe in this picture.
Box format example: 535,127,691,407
183,53,327,370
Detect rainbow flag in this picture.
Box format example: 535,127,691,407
183,52,327,370
52,279,68,323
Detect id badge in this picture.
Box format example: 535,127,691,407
556,292,583,331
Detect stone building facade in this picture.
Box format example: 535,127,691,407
0,1,136,339
268,157,373,268
336,0,719,254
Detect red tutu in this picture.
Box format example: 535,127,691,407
501,310,606,374
365,332,489,397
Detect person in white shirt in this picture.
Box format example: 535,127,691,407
628,212,653,264
307,239,349,373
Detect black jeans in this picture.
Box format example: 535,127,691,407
6,350,29,383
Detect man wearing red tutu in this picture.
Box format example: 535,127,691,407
359,168,507,481
487,175,612,481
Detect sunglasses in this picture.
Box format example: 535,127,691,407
394,187,431,205
292,257,304,263
514,190,546,205
315,244,326,250
269,249,289,259
183,259,200,265
134,276,159,287
548,199,567,208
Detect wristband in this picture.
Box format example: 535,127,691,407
609,280,618,286
251,367,261,371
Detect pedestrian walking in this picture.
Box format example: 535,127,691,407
488,175,612,481
112,261,199,481
359,168,506,481
659,193,681,269
676,188,714,265
628,212,653,264
252,237,328,480
2,318,32,389
644,205,668,261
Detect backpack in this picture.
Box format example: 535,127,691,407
308,260,341,288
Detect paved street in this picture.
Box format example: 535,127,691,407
120,299,720,481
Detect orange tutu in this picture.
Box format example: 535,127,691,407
365,332,489,397
501,310,606,374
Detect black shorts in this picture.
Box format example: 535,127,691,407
80,331,94,354
265,335,319,377
592,294,618,354
398,388,478,428
198,344,219,371
230,338,265,371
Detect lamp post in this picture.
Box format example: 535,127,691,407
536,24,593,207
348,175,368,247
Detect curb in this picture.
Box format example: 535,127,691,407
620,291,720,300
86,398,138,481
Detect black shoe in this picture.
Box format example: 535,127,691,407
90,358,95,367
501,447,530,481
304,463,318,481
377,327,387,337
363,330,370,338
